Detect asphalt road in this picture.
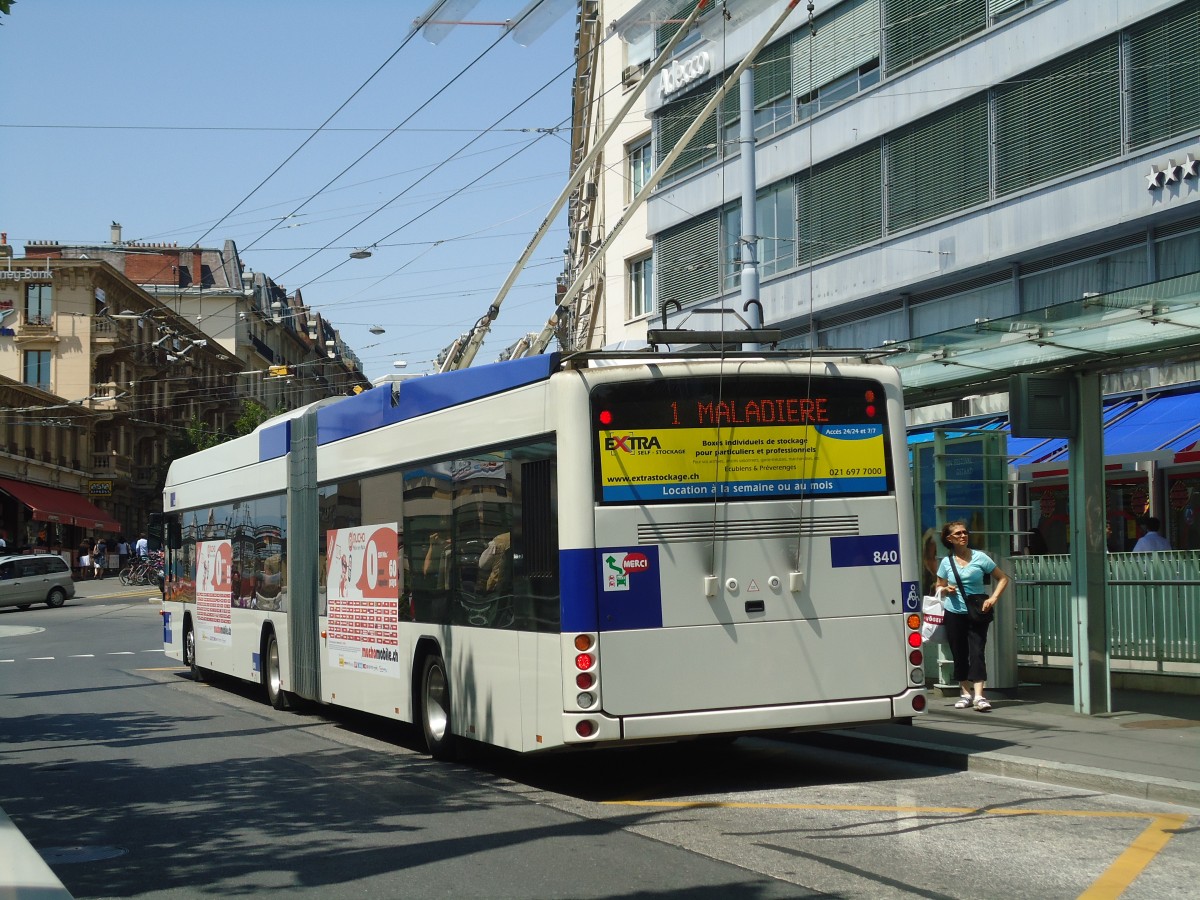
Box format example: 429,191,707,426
1,591,1195,898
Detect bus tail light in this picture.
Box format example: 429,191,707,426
571,634,599,713
576,720,596,738
911,693,927,712
909,649,922,666
906,613,921,630
907,632,921,648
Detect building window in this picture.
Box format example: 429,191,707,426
657,213,721,306
628,135,652,201
795,0,881,118
796,143,883,265
721,181,796,292
882,0,986,76
629,255,655,319
656,83,722,182
24,283,53,326
721,36,795,145
797,61,880,120
1127,2,1200,151
995,37,1120,196
23,350,51,392
886,95,989,232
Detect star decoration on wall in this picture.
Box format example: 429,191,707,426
1146,165,1165,190
1182,153,1199,180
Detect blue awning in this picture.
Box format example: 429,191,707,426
1105,393,1200,456
907,391,1200,467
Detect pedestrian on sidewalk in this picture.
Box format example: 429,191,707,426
1133,516,1171,551
936,520,1010,712
92,537,108,580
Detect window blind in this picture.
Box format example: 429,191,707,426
796,144,883,264
1128,0,1200,150
794,0,881,95
882,0,986,75
656,213,722,305
656,83,721,179
995,38,1121,196
886,95,990,232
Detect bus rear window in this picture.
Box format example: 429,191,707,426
591,375,893,504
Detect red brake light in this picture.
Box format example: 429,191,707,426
576,672,594,689
909,649,923,666
598,410,613,425
907,632,921,648
912,694,927,712
575,653,594,670
576,720,596,737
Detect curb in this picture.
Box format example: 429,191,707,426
799,729,1200,810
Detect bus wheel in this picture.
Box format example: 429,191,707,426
263,631,291,711
184,620,203,682
420,653,456,760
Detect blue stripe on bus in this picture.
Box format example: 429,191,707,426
315,354,560,444
259,419,292,462
596,546,662,631
602,476,888,502
561,548,598,632
829,534,901,568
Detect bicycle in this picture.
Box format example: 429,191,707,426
120,553,163,587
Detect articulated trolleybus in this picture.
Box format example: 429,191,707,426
160,351,926,757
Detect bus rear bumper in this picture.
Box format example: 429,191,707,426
568,691,928,744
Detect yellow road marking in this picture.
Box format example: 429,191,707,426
1078,814,1187,900
604,800,1189,897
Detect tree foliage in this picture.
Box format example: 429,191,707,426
0,2,15,22
169,399,281,458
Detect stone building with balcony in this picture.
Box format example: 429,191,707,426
0,245,243,555
24,224,369,408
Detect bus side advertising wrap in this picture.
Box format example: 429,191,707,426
592,376,892,503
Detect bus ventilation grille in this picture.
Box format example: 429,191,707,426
637,516,859,544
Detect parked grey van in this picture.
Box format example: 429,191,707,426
0,554,75,610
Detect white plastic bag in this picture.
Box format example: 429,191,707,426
921,589,947,644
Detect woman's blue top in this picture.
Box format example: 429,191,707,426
937,549,996,614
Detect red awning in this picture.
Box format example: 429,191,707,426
0,478,121,532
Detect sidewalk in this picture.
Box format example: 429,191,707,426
801,680,1200,809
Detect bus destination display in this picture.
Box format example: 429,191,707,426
592,376,890,503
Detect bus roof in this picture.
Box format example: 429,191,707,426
257,353,561,461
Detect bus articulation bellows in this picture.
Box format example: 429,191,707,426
159,351,927,758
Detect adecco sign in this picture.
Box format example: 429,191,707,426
660,49,712,99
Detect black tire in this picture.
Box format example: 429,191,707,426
183,619,203,682
119,567,134,586
45,587,67,609
420,652,457,760
263,631,291,711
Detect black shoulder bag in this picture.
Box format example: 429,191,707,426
949,553,993,624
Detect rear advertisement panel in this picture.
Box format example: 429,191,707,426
591,375,892,503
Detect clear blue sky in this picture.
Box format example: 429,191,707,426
1,1,576,380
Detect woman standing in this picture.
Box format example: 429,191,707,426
935,520,1010,712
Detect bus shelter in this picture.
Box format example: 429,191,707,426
886,271,1200,713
